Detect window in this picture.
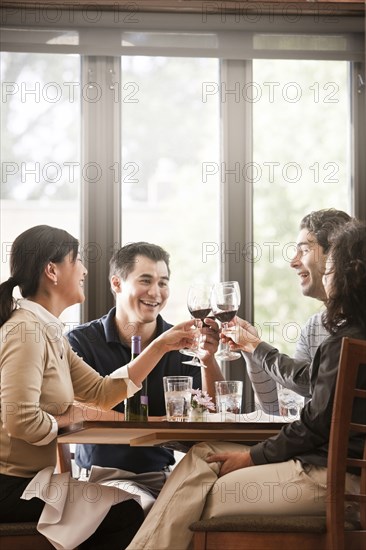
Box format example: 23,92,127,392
120,56,220,321
253,59,350,354
0,52,81,324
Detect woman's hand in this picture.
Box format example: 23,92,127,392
222,317,261,353
206,450,254,477
128,320,199,386
155,319,198,353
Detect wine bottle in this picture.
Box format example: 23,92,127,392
124,335,149,421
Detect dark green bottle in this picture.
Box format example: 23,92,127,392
124,336,148,421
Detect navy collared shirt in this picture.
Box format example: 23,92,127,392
67,308,202,473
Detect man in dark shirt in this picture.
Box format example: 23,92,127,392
68,242,222,474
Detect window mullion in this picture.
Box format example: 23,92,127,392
81,55,121,322
220,59,254,404
351,61,366,221
220,59,253,322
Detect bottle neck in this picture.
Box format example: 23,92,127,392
131,337,141,360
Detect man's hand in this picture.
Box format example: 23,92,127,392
198,317,225,397
222,317,261,353
206,450,254,477
199,317,220,360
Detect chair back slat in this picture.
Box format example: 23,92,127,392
346,458,366,469
349,423,366,433
344,494,366,503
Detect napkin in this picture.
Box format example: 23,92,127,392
21,466,149,550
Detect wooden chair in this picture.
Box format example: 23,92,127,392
190,337,366,550
56,441,74,474
0,443,76,550
0,523,56,550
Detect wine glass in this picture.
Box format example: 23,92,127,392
179,283,212,367
223,281,241,304
213,280,241,359
211,282,241,361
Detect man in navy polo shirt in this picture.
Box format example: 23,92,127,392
67,242,222,475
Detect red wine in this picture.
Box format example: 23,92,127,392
214,309,237,323
189,307,211,320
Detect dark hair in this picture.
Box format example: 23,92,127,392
300,209,351,253
323,220,366,334
0,225,78,327
109,242,170,284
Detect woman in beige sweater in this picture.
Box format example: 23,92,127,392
0,225,196,549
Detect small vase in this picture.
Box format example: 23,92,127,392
190,409,206,422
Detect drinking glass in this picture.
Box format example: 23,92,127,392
163,376,193,421
211,282,241,361
277,384,304,420
215,380,243,416
179,283,212,366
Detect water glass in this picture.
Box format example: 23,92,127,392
215,380,243,417
163,376,193,422
277,384,304,419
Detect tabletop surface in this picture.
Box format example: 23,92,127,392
58,417,286,446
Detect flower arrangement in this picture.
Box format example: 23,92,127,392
191,389,216,412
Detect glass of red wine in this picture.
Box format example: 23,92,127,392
211,281,241,361
179,283,213,367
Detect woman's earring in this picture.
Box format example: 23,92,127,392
54,281,58,286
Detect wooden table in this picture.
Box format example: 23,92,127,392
58,418,285,447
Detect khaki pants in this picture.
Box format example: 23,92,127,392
126,441,359,550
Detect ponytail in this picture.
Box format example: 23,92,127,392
0,225,79,328
0,278,18,327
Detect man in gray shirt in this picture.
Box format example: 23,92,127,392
243,208,351,413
